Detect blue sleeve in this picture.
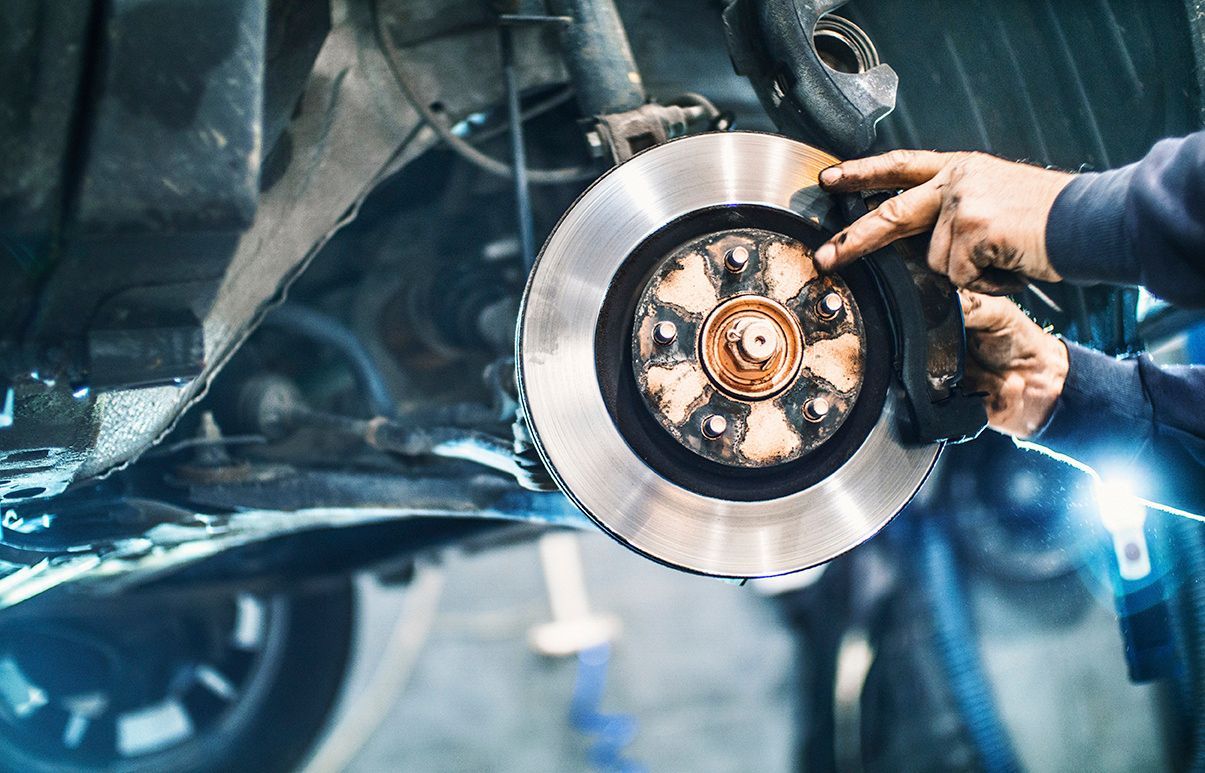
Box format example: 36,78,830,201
1045,131,1205,308
1030,342,1205,514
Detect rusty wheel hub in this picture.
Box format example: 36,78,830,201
632,227,867,468
700,294,804,401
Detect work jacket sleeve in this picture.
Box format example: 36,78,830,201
1029,341,1205,515
1046,131,1205,308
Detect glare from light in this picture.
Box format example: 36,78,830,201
1016,438,1205,524
1095,477,1148,533
1093,474,1152,582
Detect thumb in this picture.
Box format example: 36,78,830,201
959,290,1018,332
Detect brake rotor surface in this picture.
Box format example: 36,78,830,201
518,132,938,577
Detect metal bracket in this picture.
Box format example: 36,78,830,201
723,0,897,155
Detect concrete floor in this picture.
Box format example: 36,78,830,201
303,524,1173,773
329,533,796,773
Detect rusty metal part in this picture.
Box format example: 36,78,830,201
630,227,866,468
700,295,803,400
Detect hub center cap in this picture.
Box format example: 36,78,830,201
701,295,803,400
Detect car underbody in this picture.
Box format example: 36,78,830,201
0,0,1202,770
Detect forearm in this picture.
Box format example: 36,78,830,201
1045,131,1205,308
1030,343,1205,513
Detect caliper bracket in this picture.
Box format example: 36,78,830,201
840,196,987,445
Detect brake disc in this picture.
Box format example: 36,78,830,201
518,132,942,578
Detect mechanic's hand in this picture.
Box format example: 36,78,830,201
960,291,1069,439
814,150,1074,294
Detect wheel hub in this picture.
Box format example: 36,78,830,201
701,295,801,400
631,228,866,468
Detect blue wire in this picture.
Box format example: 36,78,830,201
569,643,646,773
919,516,1022,773
263,305,397,418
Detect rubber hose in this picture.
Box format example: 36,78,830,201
918,516,1022,773
264,305,396,418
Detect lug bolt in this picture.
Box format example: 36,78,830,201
803,397,831,423
724,246,750,273
701,414,728,439
652,321,678,346
818,292,844,320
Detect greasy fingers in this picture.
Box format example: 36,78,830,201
959,290,1069,438
818,149,952,192
818,150,1072,288
814,179,943,271
963,361,1035,437
927,204,955,279
959,290,1018,334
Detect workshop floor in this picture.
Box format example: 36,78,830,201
334,533,796,773
302,523,1172,773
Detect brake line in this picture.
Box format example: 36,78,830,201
371,0,596,185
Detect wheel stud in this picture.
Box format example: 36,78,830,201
817,292,844,320
804,397,831,423
652,321,678,346
724,246,750,273
701,414,728,439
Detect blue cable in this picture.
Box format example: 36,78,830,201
569,644,646,773
264,305,397,418
918,516,1022,773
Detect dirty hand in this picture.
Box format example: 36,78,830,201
959,291,1068,438
814,150,1074,294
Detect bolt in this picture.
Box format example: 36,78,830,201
585,130,606,159
701,414,728,439
724,246,750,273
818,292,844,320
803,397,831,423
652,321,678,346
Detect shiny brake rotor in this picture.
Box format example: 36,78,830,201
518,132,939,578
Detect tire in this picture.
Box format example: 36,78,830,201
0,581,355,773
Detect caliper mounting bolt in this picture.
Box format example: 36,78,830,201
701,414,728,439
652,321,678,346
